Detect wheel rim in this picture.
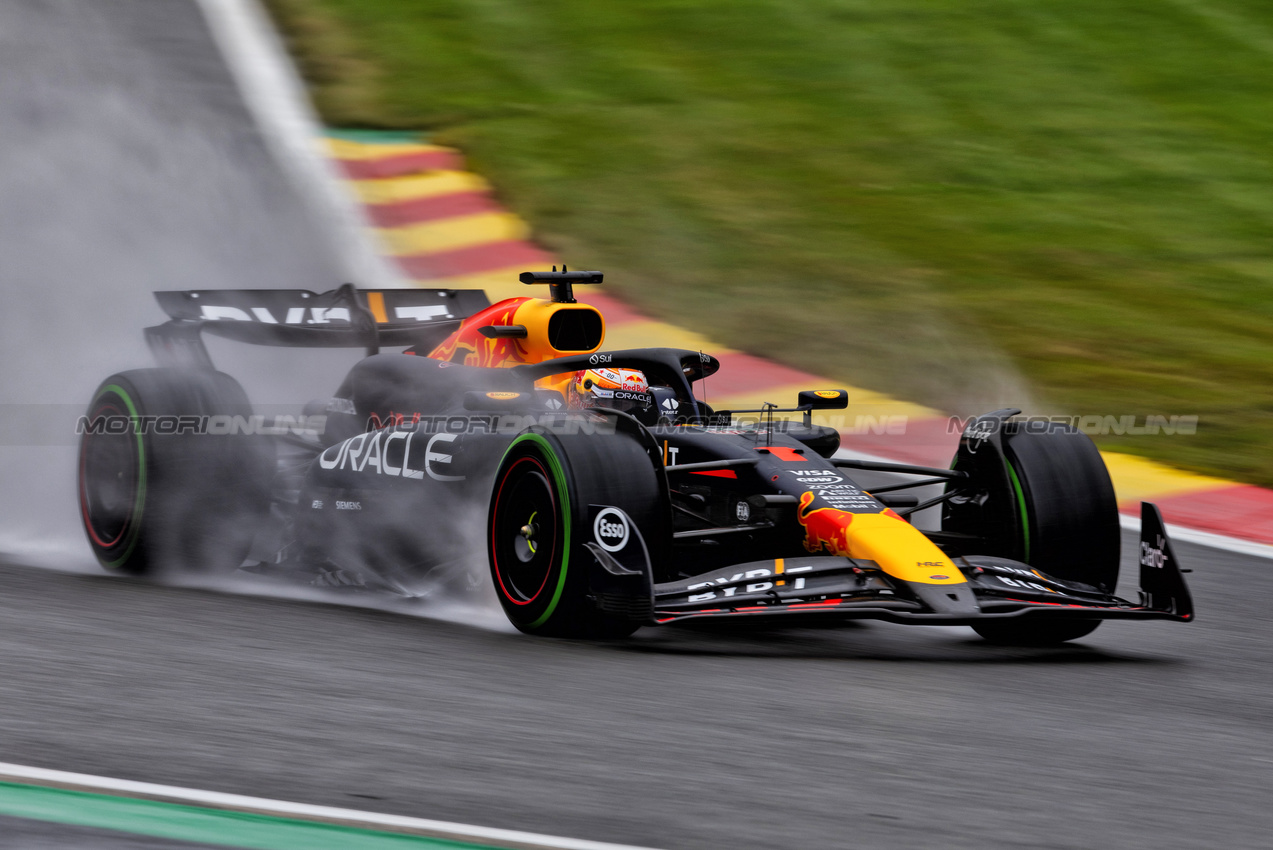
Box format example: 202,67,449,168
491,456,559,605
79,399,141,551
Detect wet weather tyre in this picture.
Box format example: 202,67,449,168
78,369,274,576
488,428,667,638
1001,422,1121,591
970,422,1118,645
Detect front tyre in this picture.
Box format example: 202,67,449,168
970,425,1114,644
947,421,1118,646
488,428,666,638
1002,422,1120,592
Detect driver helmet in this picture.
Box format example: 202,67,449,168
567,368,654,418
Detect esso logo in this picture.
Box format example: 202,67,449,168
593,508,630,552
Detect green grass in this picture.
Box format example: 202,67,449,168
268,0,1273,486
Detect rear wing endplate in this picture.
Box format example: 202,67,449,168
145,285,490,369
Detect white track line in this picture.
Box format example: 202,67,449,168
0,762,659,850
194,0,405,289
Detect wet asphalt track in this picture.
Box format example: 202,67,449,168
0,2,1270,848
2,535,1271,850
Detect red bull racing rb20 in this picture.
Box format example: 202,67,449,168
78,271,1193,645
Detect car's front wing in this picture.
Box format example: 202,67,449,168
645,503,1193,627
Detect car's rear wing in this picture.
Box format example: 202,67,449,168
145,285,489,369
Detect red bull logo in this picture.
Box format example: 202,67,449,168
428,299,533,368
797,491,854,557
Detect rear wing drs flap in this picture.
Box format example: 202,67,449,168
145,285,490,370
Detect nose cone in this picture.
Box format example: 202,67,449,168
797,490,964,586
840,513,966,585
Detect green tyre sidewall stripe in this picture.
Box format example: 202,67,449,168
1005,457,1030,563
496,432,572,629
94,383,147,570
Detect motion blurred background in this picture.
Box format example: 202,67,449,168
269,0,1273,487
3,0,1270,556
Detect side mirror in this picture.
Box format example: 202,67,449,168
798,389,848,410
797,389,848,426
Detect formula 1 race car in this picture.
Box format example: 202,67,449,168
77,271,1193,645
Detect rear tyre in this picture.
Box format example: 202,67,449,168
78,369,274,576
951,422,1119,646
488,428,667,638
